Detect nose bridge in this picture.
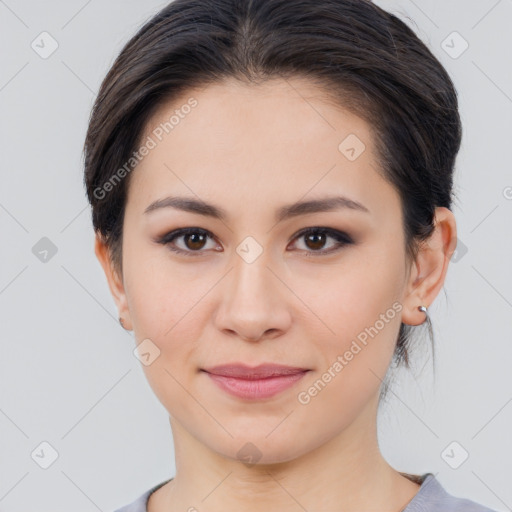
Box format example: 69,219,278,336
233,244,275,298
227,224,275,291
229,243,277,306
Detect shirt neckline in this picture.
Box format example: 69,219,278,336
143,472,438,511
400,473,438,511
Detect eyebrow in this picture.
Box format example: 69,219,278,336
144,195,370,223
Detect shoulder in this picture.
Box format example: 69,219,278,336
112,479,172,512
405,473,498,512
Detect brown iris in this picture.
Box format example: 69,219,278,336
303,232,327,251
184,232,208,250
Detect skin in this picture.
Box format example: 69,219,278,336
95,77,457,512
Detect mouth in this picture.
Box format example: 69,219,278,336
200,363,310,400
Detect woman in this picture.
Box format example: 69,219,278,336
83,0,497,511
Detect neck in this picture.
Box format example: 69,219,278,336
151,395,420,512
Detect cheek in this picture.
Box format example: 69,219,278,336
124,256,206,413
122,258,208,414
127,277,205,362
298,256,402,345
294,278,400,433
298,251,403,395
123,243,199,336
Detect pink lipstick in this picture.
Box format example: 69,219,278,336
201,363,309,400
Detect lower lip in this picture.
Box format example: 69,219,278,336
204,371,308,400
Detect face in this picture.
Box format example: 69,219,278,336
97,77,451,465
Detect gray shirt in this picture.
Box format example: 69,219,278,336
113,473,498,512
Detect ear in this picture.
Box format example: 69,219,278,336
401,206,457,326
94,232,133,331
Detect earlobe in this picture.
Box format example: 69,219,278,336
94,233,133,330
401,207,457,326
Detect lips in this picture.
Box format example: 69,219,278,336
201,363,310,379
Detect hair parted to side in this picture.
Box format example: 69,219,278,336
83,0,462,401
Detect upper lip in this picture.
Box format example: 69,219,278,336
202,363,310,379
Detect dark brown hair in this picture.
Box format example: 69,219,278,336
83,0,462,399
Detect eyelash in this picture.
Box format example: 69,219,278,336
156,226,353,257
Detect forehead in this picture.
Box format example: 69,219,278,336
142,76,373,146
127,77,398,222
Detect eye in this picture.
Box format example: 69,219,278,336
155,226,353,257
156,227,218,256
288,227,353,256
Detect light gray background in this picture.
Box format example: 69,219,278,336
1,0,511,511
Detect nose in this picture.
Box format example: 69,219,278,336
213,254,292,342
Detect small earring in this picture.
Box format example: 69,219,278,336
417,305,428,324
